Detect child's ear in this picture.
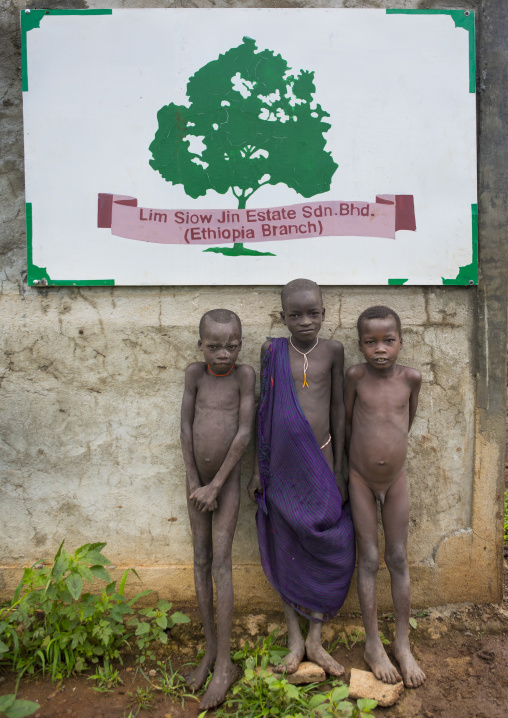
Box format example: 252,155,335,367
198,339,203,352
280,310,287,326
322,307,326,320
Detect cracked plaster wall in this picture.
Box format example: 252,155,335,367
0,0,505,609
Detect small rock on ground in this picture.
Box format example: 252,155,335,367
349,668,404,707
287,661,326,685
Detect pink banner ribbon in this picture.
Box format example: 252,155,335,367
98,193,416,245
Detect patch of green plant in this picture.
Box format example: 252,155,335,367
140,659,196,706
216,671,376,718
328,628,366,653
88,657,123,692
232,630,290,670
0,694,39,718
217,633,377,718
127,685,154,712
128,599,190,665
0,541,188,681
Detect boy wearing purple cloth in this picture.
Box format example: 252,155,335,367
248,279,355,677
345,306,425,689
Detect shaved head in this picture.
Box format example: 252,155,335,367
357,306,402,337
199,309,242,338
281,278,322,309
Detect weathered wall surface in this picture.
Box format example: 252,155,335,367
0,0,505,612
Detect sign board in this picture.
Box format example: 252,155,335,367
21,8,477,286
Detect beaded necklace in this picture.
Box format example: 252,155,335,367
289,336,319,388
207,364,235,377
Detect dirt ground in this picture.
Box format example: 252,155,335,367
1,576,507,718
1,379,507,717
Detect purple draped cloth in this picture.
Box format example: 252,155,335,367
256,337,355,620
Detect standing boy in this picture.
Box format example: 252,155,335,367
181,309,255,709
248,279,355,677
345,305,425,688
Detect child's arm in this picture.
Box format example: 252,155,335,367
344,365,359,457
190,365,256,512
247,341,271,503
330,341,347,503
180,364,202,498
407,368,422,430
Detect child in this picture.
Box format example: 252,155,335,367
345,305,426,688
181,309,255,709
248,279,355,677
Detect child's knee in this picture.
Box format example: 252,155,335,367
359,547,379,575
385,546,407,574
212,552,232,581
194,546,213,571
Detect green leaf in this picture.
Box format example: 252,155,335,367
77,565,95,583
308,694,328,709
0,638,10,654
0,695,16,712
54,539,65,562
4,699,41,718
159,631,168,645
169,611,190,625
156,615,168,630
337,701,354,714
84,552,111,566
119,567,141,595
127,590,151,606
65,572,83,601
51,555,68,583
285,684,300,699
357,698,378,711
90,565,111,582
409,617,418,629
330,685,349,702
135,622,150,636
244,668,255,681
156,599,173,612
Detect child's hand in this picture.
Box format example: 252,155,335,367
247,473,262,503
189,485,219,512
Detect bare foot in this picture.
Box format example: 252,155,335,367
305,636,345,677
198,661,239,710
273,635,305,674
393,641,426,688
364,639,401,684
185,651,216,691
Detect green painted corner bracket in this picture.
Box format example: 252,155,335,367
442,204,478,286
388,279,408,286
386,9,475,93
26,203,114,287
20,8,112,92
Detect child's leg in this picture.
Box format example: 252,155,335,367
273,602,305,674
185,488,216,690
381,471,426,688
199,465,241,710
349,469,401,684
306,613,345,677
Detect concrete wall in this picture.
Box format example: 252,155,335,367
1,0,506,611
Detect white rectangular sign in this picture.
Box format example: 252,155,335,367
22,8,477,286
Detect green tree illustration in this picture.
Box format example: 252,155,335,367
149,37,337,257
